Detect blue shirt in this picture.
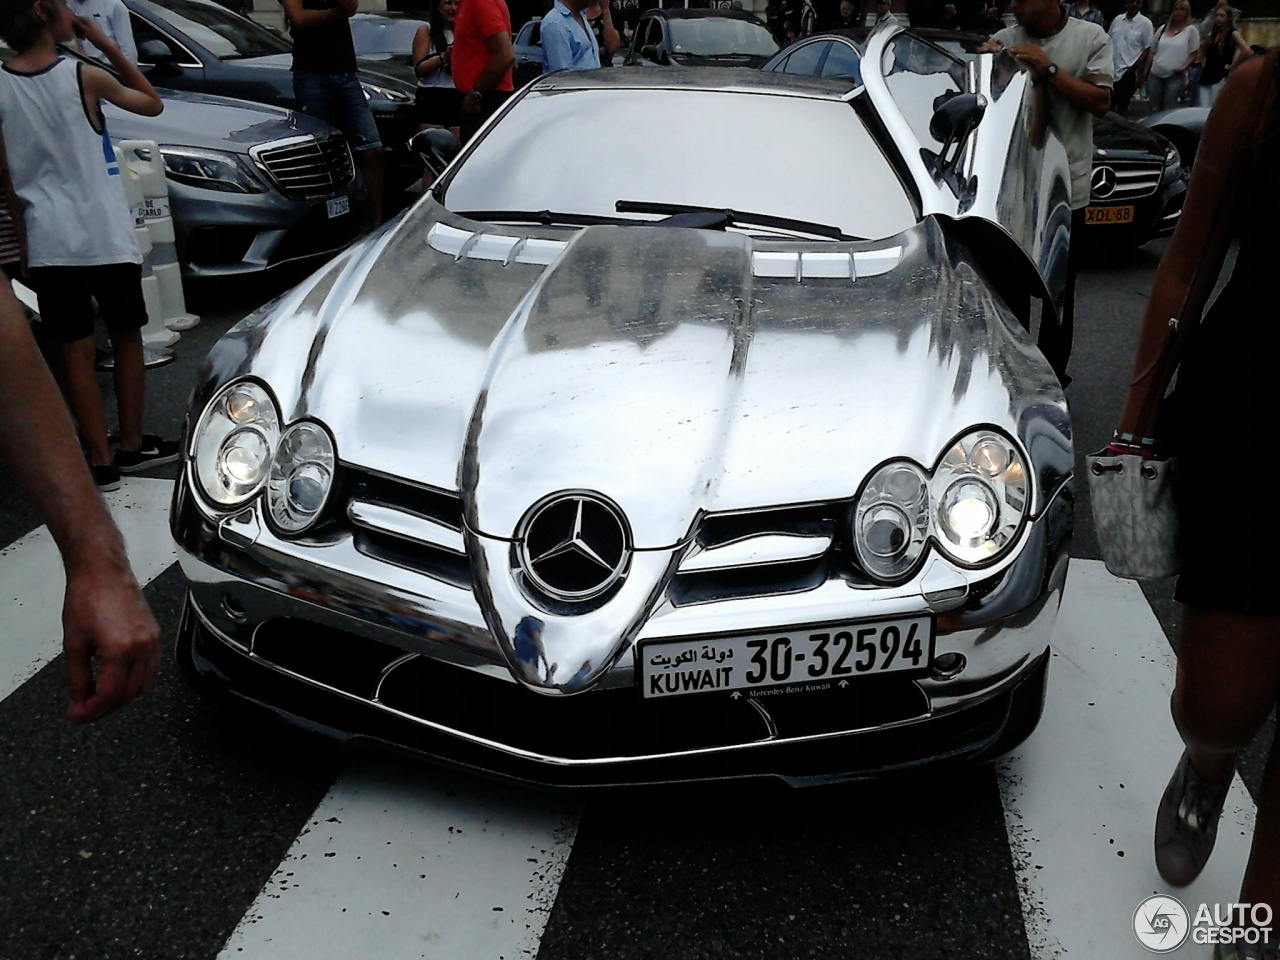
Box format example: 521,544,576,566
541,0,601,72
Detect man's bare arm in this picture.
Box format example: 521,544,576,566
75,17,163,116
462,29,515,107
0,279,161,722
1004,42,1112,115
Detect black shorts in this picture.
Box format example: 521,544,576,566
28,262,147,343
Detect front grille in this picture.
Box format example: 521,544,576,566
1091,160,1163,202
252,134,356,200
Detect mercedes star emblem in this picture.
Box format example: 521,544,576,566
1091,165,1117,200
518,493,630,602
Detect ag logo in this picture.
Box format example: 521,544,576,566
1133,895,1190,953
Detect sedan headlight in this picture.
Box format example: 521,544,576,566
192,381,280,507
160,147,266,194
267,421,336,534
852,429,1029,581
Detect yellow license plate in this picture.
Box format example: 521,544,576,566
1085,205,1135,225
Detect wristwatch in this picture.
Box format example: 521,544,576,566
1036,62,1060,83
467,89,484,106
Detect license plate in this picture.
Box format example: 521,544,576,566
1084,204,1135,225
327,196,350,219
639,617,934,699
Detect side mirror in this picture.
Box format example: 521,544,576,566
929,92,987,147
138,39,174,68
408,128,461,180
641,44,662,62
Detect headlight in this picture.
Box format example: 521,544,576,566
160,147,266,194
852,429,1030,580
853,461,930,581
192,381,280,507
1163,145,1181,174
266,421,336,534
361,82,413,103
930,430,1028,565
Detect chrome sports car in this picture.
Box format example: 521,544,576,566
173,25,1075,788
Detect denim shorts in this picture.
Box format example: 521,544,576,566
292,71,383,152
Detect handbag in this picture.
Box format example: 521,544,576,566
1087,451,1178,579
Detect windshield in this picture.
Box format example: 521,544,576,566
149,0,291,59
442,88,915,241
349,16,422,55
667,18,778,57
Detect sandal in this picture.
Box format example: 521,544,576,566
1154,749,1234,887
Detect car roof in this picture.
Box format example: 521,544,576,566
530,64,855,98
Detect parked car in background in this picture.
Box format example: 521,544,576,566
624,8,778,68
0,42,361,277
513,16,545,88
172,30,1074,787
1141,105,1208,170
124,0,420,201
764,27,1186,249
348,11,425,69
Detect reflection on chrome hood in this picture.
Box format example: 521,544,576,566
205,201,1068,547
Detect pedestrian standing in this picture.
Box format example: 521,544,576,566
1198,4,1250,107
1146,0,1199,111
68,0,134,62
452,0,514,142
982,0,1112,382
412,0,460,133
1109,0,1154,114
1111,49,1279,959
280,0,385,227
1068,0,1103,26
0,0,179,491
541,0,602,72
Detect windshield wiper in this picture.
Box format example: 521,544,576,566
614,200,855,240
454,209,632,227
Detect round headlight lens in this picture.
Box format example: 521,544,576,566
192,381,280,507
853,461,930,581
267,421,336,534
931,429,1028,565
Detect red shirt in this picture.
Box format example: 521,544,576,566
452,0,514,94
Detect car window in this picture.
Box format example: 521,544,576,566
819,40,861,83
349,16,422,56
880,33,966,155
666,18,777,57
769,39,825,77
443,88,916,241
131,12,192,63
146,0,291,59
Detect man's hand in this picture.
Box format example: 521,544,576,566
72,15,111,54
978,37,1004,52
63,559,161,724
1006,42,1052,75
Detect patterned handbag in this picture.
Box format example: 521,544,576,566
1086,452,1178,580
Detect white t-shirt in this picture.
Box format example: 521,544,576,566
0,58,141,267
69,0,138,64
992,14,1113,209
1109,12,1153,74
1148,22,1200,78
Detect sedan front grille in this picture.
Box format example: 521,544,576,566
250,134,355,200
1090,159,1163,202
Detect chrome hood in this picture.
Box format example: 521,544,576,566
200,203,1069,694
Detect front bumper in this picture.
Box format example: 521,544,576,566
171,474,1072,787
171,176,364,278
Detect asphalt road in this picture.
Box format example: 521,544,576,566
0,235,1270,960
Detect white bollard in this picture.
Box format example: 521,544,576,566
117,139,199,332
118,143,178,349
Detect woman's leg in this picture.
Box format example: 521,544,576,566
1170,606,1280,919
1148,74,1168,112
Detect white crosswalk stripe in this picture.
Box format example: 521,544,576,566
0,487,1261,958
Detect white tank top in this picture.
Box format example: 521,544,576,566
0,58,140,267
